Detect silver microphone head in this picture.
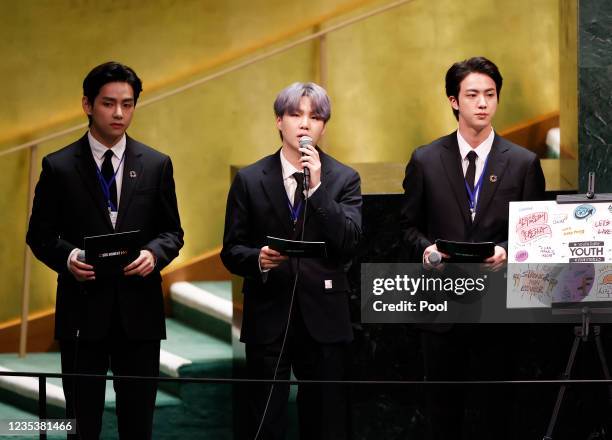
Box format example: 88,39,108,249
299,136,313,148
428,251,442,266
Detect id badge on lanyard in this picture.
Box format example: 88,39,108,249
109,210,118,227
464,155,489,221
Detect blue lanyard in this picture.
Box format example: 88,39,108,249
287,197,303,224
96,152,125,213
464,155,489,215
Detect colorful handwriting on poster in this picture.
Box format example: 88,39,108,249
594,219,612,235
516,212,552,244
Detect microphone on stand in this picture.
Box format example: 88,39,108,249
298,136,313,189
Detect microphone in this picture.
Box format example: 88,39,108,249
428,251,442,266
298,136,312,188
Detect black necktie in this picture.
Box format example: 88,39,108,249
102,150,118,210
465,150,477,192
292,172,305,209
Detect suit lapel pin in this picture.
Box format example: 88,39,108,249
129,170,137,178
489,174,498,183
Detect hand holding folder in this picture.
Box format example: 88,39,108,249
435,239,495,263
266,236,327,258
84,230,140,277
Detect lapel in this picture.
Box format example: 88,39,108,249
317,147,333,208
297,147,332,231
260,151,293,236
472,134,509,228
73,134,114,231
318,148,333,176
439,132,472,226
115,136,143,231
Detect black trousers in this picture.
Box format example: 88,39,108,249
245,303,350,440
421,324,514,440
59,336,160,440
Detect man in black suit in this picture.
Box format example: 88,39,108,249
26,62,183,439
221,82,361,439
401,57,545,439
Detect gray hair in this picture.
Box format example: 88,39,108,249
273,82,331,123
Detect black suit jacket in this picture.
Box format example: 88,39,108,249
26,134,183,341
221,149,362,345
401,131,545,261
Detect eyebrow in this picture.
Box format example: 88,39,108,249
100,96,134,102
464,88,496,93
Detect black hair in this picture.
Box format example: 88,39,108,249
445,57,503,120
82,61,143,124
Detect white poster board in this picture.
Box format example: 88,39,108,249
507,200,612,309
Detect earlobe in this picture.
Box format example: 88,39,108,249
449,96,459,110
82,96,92,115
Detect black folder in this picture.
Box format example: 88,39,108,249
266,236,327,258
84,230,140,276
435,239,495,262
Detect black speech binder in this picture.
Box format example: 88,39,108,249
435,239,495,262
266,236,327,258
84,230,140,276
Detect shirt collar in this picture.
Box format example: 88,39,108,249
457,128,494,160
279,149,301,180
88,131,126,161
